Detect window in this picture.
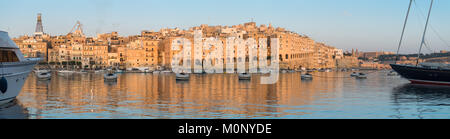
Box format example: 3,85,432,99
0,50,20,62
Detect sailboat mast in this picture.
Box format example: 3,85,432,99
395,0,413,64
416,0,434,66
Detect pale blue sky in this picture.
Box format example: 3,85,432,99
0,0,449,53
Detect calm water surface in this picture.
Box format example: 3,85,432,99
1,71,450,119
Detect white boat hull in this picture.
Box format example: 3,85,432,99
36,73,51,80
175,73,190,81
104,74,118,81
1,60,39,105
58,70,75,76
238,73,251,80
301,75,313,80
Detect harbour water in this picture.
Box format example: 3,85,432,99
1,71,450,119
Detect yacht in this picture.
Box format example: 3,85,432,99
0,31,40,104
390,0,450,86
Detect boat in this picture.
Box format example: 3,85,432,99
104,70,118,81
350,72,359,77
391,64,450,85
301,73,313,80
144,69,151,73
36,72,51,80
175,73,190,81
34,69,51,74
238,73,251,80
94,69,104,74
355,73,367,79
0,31,41,105
115,70,124,73
128,67,151,73
161,70,172,74
76,69,88,74
390,0,450,86
58,70,75,76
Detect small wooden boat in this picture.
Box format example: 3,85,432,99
176,73,190,81
301,73,313,80
35,69,51,74
58,70,75,76
350,72,359,77
104,70,118,81
76,69,88,74
36,72,51,80
94,70,104,74
355,73,367,79
115,70,124,73
161,70,172,74
238,73,251,80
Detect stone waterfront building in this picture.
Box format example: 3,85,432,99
14,21,354,70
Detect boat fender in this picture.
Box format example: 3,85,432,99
0,77,7,93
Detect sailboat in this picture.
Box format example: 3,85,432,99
0,31,41,104
390,0,450,86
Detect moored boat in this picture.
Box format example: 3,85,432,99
390,0,449,86
36,72,51,80
238,73,251,80
58,70,75,76
0,31,41,104
350,72,359,77
355,73,367,79
104,70,118,81
301,73,313,80
175,73,190,81
391,64,450,86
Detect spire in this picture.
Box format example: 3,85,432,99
35,13,44,36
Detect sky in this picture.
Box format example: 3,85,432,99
0,0,449,54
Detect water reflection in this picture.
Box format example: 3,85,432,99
391,84,450,119
392,84,450,105
10,71,450,119
0,100,29,119
16,72,348,118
